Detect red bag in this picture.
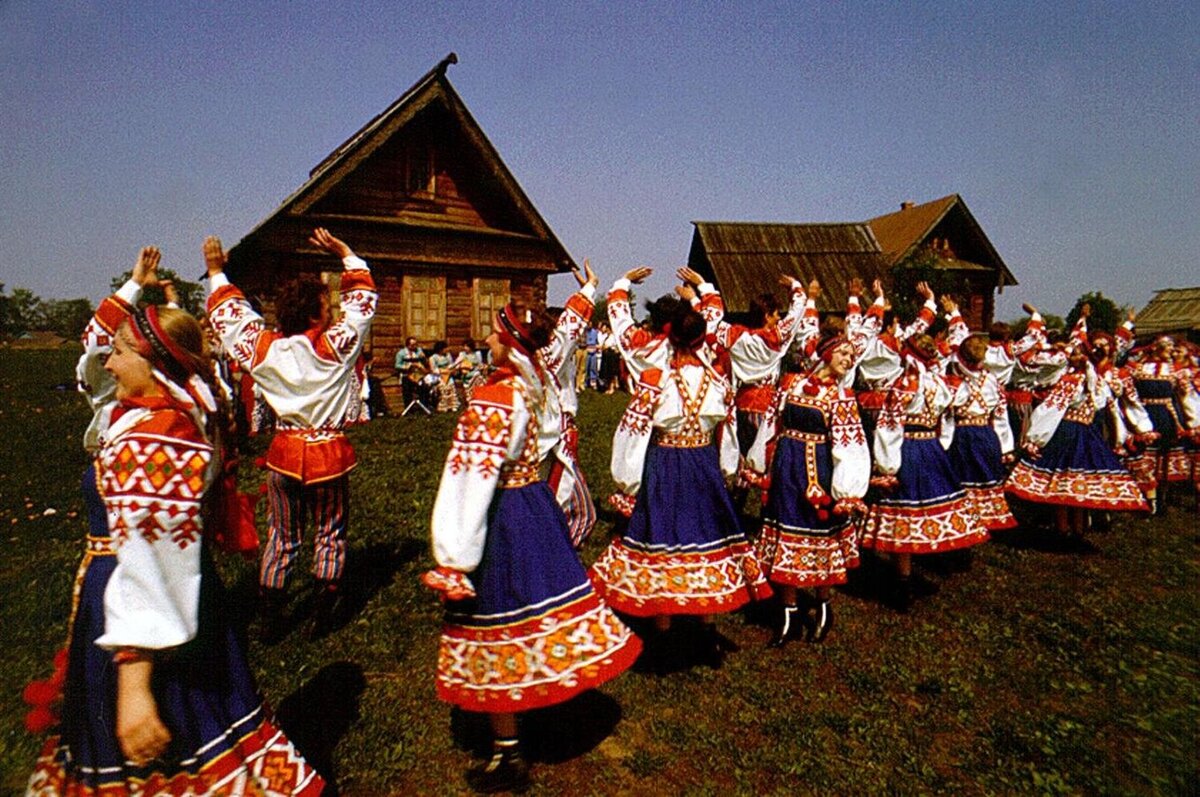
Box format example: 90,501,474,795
209,466,261,559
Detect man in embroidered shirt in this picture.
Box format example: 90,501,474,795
204,228,377,639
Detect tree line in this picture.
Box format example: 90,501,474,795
0,269,203,340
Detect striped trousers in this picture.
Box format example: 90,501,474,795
260,472,349,589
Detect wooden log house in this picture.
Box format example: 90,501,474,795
224,54,576,403
689,194,1017,330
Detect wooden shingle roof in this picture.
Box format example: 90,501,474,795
688,222,891,313
227,53,574,276
866,194,1017,286
1136,287,1200,337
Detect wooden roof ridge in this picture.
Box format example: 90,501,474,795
232,53,574,270
692,220,883,254
1136,286,1200,334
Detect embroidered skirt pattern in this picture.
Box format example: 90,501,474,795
860,436,989,554
756,435,859,587
436,482,640,713
590,444,771,615
947,425,1017,530
1006,420,1149,511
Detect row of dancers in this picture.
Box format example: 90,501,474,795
23,228,1198,794
423,263,1199,791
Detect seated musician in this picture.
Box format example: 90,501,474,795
395,336,428,407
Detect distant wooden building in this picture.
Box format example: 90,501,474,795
225,53,575,397
1134,287,1200,344
689,194,1017,330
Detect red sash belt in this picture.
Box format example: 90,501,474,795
266,430,357,484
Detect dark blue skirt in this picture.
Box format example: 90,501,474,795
626,444,744,550
948,425,1005,488
437,482,640,712
861,436,989,553
1007,420,1149,511
29,465,324,794
590,443,772,615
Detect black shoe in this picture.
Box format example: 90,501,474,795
465,749,530,794
307,581,342,639
768,605,799,648
809,601,833,643
257,587,289,645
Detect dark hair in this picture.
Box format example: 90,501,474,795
644,294,683,334
819,316,844,339
276,275,327,337
432,340,448,355
668,303,707,351
748,292,780,329
463,338,475,349
505,299,555,352
988,321,1011,343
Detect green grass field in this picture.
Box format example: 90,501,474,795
1,349,1197,795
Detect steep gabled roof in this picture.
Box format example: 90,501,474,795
229,53,573,271
866,194,1016,286
1135,287,1200,336
688,222,891,312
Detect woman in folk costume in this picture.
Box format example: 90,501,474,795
27,276,323,794
1128,334,1197,512
1079,311,1162,512
1006,339,1150,533
428,340,462,413
694,270,817,456
743,332,869,646
845,280,939,442
591,300,772,653
542,260,601,547
939,300,1018,532
422,301,640,794
859,332,990,610
604,266,708,516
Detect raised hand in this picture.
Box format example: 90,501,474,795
873,278,884,298
131,246,162,287
807,278,822,300
778,275,801,290
675,283,697,302
848,277,864,296
939,295,958,314
915,281,934,302
624,266,653,284
572,258,598,289
675,266,703,287
1080,303,1091,318
203,236,227,278
309,227,353,259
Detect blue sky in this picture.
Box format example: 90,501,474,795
1,1,1196,320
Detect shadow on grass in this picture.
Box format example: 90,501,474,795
990,525,1100,555
225,538,425,643
275,660,367,795
449,690,623,764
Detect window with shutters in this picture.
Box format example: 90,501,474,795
402,275,446,343
473,278,510,341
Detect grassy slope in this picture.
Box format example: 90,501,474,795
0,350,1196,795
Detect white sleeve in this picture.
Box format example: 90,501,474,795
830,395,870,499
430,387,527,571
95,426,210,650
